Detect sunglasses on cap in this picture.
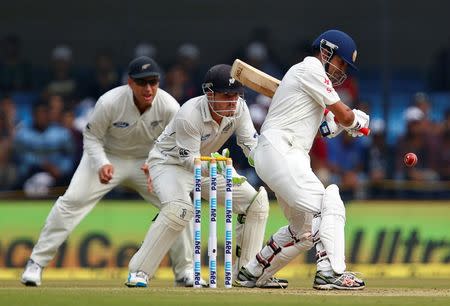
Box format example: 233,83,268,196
133,78,159,87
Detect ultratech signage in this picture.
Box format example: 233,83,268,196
0,201,449,267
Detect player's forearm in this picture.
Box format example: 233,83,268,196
327,102,354,127
83,134,110,170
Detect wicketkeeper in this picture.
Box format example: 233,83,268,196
21,56,207,287
125,64,285,288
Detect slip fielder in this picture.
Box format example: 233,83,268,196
21,56,206,287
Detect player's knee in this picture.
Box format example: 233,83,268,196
244,186,269,219
321,184,345,218
57,195,86,210
160,200,194,231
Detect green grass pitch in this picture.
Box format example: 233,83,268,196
1,278,449,306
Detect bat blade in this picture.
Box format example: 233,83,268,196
230,59,280,98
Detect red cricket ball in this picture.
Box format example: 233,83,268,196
404,152,418,167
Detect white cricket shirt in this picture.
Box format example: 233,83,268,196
83,85,180,170
261,56,340,152
149,95,257,172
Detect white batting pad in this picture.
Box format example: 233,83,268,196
234,187,269,276
318,184,346,274
128,201,193,277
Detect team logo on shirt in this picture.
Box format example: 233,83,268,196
222,122,234,133
179,148,190,157
180,208,187,219
113,121,130,128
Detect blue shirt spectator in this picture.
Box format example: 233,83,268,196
326,133,368,200
13,102,75,187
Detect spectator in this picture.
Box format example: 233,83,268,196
364,119,393,198
435,109,450,181
62,107,83,165
42,45,79,100
84,50,121,99
163,43,204,103
0,34,33,91
394,106,439,183
48,94,65,126
134,42,157,59
175,43,205,86
13,102,75,192
326,133,368,200
241,41,283,105
164,64,197,104
0,95,18,190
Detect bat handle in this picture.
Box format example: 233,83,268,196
324,109,371,136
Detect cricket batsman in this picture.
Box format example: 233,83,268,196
125,64,285,288
21,56,207,287
235,29,368,290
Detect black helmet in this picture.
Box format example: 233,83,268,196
202,64,244,94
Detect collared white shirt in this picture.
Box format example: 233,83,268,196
261,56,340,152
83,85,179,170
149,95,257,172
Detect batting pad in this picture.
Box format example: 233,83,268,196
318,184,346,274
234,187,269,276
128,201,193,277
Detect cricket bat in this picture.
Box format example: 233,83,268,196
230,59,370,136
230,59,280,98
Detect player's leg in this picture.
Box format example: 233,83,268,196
254,140,365,289
233,137,320,288
312,184,365,290
126,164,194,287
236,195,313,288
21,154,121,286
131,160,206,287
205,178,269,276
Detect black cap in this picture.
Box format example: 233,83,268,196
202,64,244,94
128,56,160,79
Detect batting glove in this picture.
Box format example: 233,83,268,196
344,109,370,137
319,110,344,138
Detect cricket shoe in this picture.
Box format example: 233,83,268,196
175,271,208,287
21,259,43,286
125,271,149,288
234,266,288,289
313,271,365,290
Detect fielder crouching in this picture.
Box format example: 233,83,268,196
125,64,285,288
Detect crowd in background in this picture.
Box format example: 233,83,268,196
0,34,449,200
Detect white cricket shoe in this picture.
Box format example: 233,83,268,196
125,271,149,288
21,259,43,286
175,271,208,287
234,266,288,289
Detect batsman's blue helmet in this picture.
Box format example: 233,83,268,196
312,29,358,70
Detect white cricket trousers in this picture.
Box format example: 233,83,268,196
253,132,325,229
30,152,194,279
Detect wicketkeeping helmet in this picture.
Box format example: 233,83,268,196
202,64,244,118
